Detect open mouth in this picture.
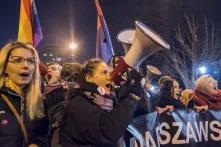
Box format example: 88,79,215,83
176,93,181,97
47,74,52,80
20,72,30,78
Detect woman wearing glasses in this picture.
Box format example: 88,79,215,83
0,42,48,147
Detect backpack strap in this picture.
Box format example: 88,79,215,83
1,94,28,144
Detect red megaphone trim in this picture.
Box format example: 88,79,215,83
110,57,131,85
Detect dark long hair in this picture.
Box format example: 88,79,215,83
159,79,174,98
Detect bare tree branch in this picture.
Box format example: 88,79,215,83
164,16,220,88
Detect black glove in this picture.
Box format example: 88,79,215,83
127,69,143,97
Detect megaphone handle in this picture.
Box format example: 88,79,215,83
111,57,131,85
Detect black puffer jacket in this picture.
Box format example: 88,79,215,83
0,87,49,147
59,82,139,147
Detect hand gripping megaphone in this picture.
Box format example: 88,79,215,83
111,21,170,84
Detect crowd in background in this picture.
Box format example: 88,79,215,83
0,41,221,147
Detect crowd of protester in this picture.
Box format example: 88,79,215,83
0,41,221,147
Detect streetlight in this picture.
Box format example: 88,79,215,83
69,42,78,49
198,66,207,74
42,42,79,63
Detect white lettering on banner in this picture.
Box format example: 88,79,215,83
210,120,221,141
145,131,157,147
127,125,144,147
129,120,221,147
172,122,186,144
130,137,140,147
194,121,208,141
155,126,160,147
159,122,170,144
186,122,198,143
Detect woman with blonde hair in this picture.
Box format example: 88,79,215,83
180,89,193,107
0,41,48,147
193,75,221,109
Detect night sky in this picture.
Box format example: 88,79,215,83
0,0,221,63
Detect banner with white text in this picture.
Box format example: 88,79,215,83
127,109,221,147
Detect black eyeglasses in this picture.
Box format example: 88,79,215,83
8,56,37,66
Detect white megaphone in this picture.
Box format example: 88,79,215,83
111,21,170,84
117,28,135,54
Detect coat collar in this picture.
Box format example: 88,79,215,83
80,82,99,94
0,86,22,100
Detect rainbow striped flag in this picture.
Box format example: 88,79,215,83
95,0,114,63
17,0,43,47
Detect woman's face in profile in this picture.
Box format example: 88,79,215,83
172,80,180,99
46,64,61,85
206,78,218,94
89,62,111,89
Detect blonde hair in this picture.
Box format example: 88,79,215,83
181,89,193,106
195,75,216,94
0,42,44,120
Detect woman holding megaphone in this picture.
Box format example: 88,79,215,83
59,58,142,147
59,20,172,147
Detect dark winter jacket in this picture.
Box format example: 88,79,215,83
43,84,75,147
156,96,185,109
43,85,67,120
59,82,139,147
0,87,49,147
